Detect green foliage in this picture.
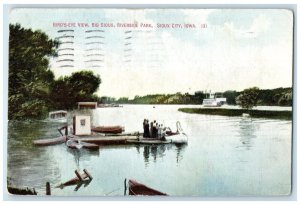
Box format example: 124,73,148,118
223,90,239,105
9,24,101,119
236,87,260,110
9,24,58,119
179,108,292,120
49,71,101,110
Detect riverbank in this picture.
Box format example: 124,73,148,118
178,108,292,120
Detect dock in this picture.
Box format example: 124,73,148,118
70,135,139,145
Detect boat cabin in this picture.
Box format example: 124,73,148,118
73,115,91,136
49,110,67,119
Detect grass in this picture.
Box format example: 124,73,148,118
178,108,292,120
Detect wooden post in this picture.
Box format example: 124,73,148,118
46,182,51,195
124,178,127,196
75,170,83,181
83,169,93,180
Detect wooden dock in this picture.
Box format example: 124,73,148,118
70,135,139,145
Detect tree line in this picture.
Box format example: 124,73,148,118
102,87,292,107
9,24,101,120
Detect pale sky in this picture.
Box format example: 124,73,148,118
10,9,293,98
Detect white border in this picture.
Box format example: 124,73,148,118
1,1,299,204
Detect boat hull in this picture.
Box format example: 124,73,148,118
66,139,99,149
33,135,67,146
166,133,188,144
128,179,167,196
91,126,124,134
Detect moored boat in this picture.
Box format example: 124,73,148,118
66,139,99,150
48,110,67,122
166,133,188,144
128,179,167,196
33,135,67,146
91,125,124,134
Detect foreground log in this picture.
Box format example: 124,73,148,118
56,169,93,189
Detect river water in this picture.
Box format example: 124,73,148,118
7,105,292,196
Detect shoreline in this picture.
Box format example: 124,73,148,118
178,108,292,120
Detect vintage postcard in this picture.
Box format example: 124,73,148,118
6,8,293,197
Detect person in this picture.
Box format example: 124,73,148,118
158,124,162,139
161,125,167,141
153,120,157,138
143,119,146,138
150,121,153,138
145,120,150,138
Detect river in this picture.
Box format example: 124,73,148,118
7,105,292,196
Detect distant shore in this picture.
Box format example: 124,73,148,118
178,108,292,120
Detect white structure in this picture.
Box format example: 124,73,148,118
73,115,91,136
203,93,227,107
49,110,67,122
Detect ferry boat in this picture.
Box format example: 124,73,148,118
203,93,226,107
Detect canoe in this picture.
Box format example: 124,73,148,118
128,179,167,196
33,135,67,146
91,126,124,134
66,139,99,150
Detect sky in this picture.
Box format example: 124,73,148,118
9,8,293,98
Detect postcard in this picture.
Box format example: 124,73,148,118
6,8,293,197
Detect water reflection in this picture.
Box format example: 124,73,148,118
236,118,259,150
66,148,100,168
136,144,187,165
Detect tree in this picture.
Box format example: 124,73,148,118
9,24,58,119
235,87,260,110
49,71,101,109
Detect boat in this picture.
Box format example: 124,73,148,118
166,133,188,144
33,135,67,146
202,92,226,107
165,121,188,144
128,179,167,196
91,125,124,134
48,110,67,122
66,139,99,150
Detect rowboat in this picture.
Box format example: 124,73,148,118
128,179,167,196
33,135,67,146
66,139,99,150
91,125,124,134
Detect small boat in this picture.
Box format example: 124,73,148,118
33,135,67,146
91,126,124,134
166,133,188,144
128,179,167,196
66,139,99,150
49,110,67,122
165,121,188,144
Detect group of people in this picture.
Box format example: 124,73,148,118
143,119,167,140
